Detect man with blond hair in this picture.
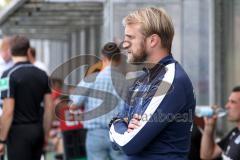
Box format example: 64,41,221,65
109,7,196,159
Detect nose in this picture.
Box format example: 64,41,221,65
119,41,131,52
225,102,230,109
123,41,131,49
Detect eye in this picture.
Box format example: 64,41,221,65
127,35,132,39
125,34,134,40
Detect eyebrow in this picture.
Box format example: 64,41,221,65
125,34,135,39
229,99,238,103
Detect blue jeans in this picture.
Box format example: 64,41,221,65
86,128,126,160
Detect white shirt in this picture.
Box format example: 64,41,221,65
0,56,13,78
34,61,49,74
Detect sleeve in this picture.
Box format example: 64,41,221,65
69,75,94,106
44,74,51,94
109,63,191,155
109,102,130,151
1,71,16,99
218,128,236,151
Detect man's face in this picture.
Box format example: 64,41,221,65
0,38,11,62
124,24,148,63
225,92,240,122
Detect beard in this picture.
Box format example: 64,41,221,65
127,41,147,64
127,51,147,64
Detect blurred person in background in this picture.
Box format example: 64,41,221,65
0,36,13,77
0,36,13,160
0,35,53,160
28,47,48,74
188,122,203,160
70,42,127,160
201,86,240,160
0,36,13,113
85,60,102,76
49,79,64,160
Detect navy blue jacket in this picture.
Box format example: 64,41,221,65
109,55,196,160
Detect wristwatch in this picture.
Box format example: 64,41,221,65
109,117,126,128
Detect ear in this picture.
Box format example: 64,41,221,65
149,34,161,48
27,48,33,60
27,48,31,57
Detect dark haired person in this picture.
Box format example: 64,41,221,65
0,35,53,160
201,86,240,160
70,42,126,160
28,47,48,74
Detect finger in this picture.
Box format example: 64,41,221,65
128,123,136,129
212,115,218,119
127,128,134,133
204,116,215,121
207,115,217,121
130,119,141,126
133,114,141,120
204,117,208,122
128,123,139,130
211,105,219,110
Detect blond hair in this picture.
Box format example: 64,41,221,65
123,7,174,52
